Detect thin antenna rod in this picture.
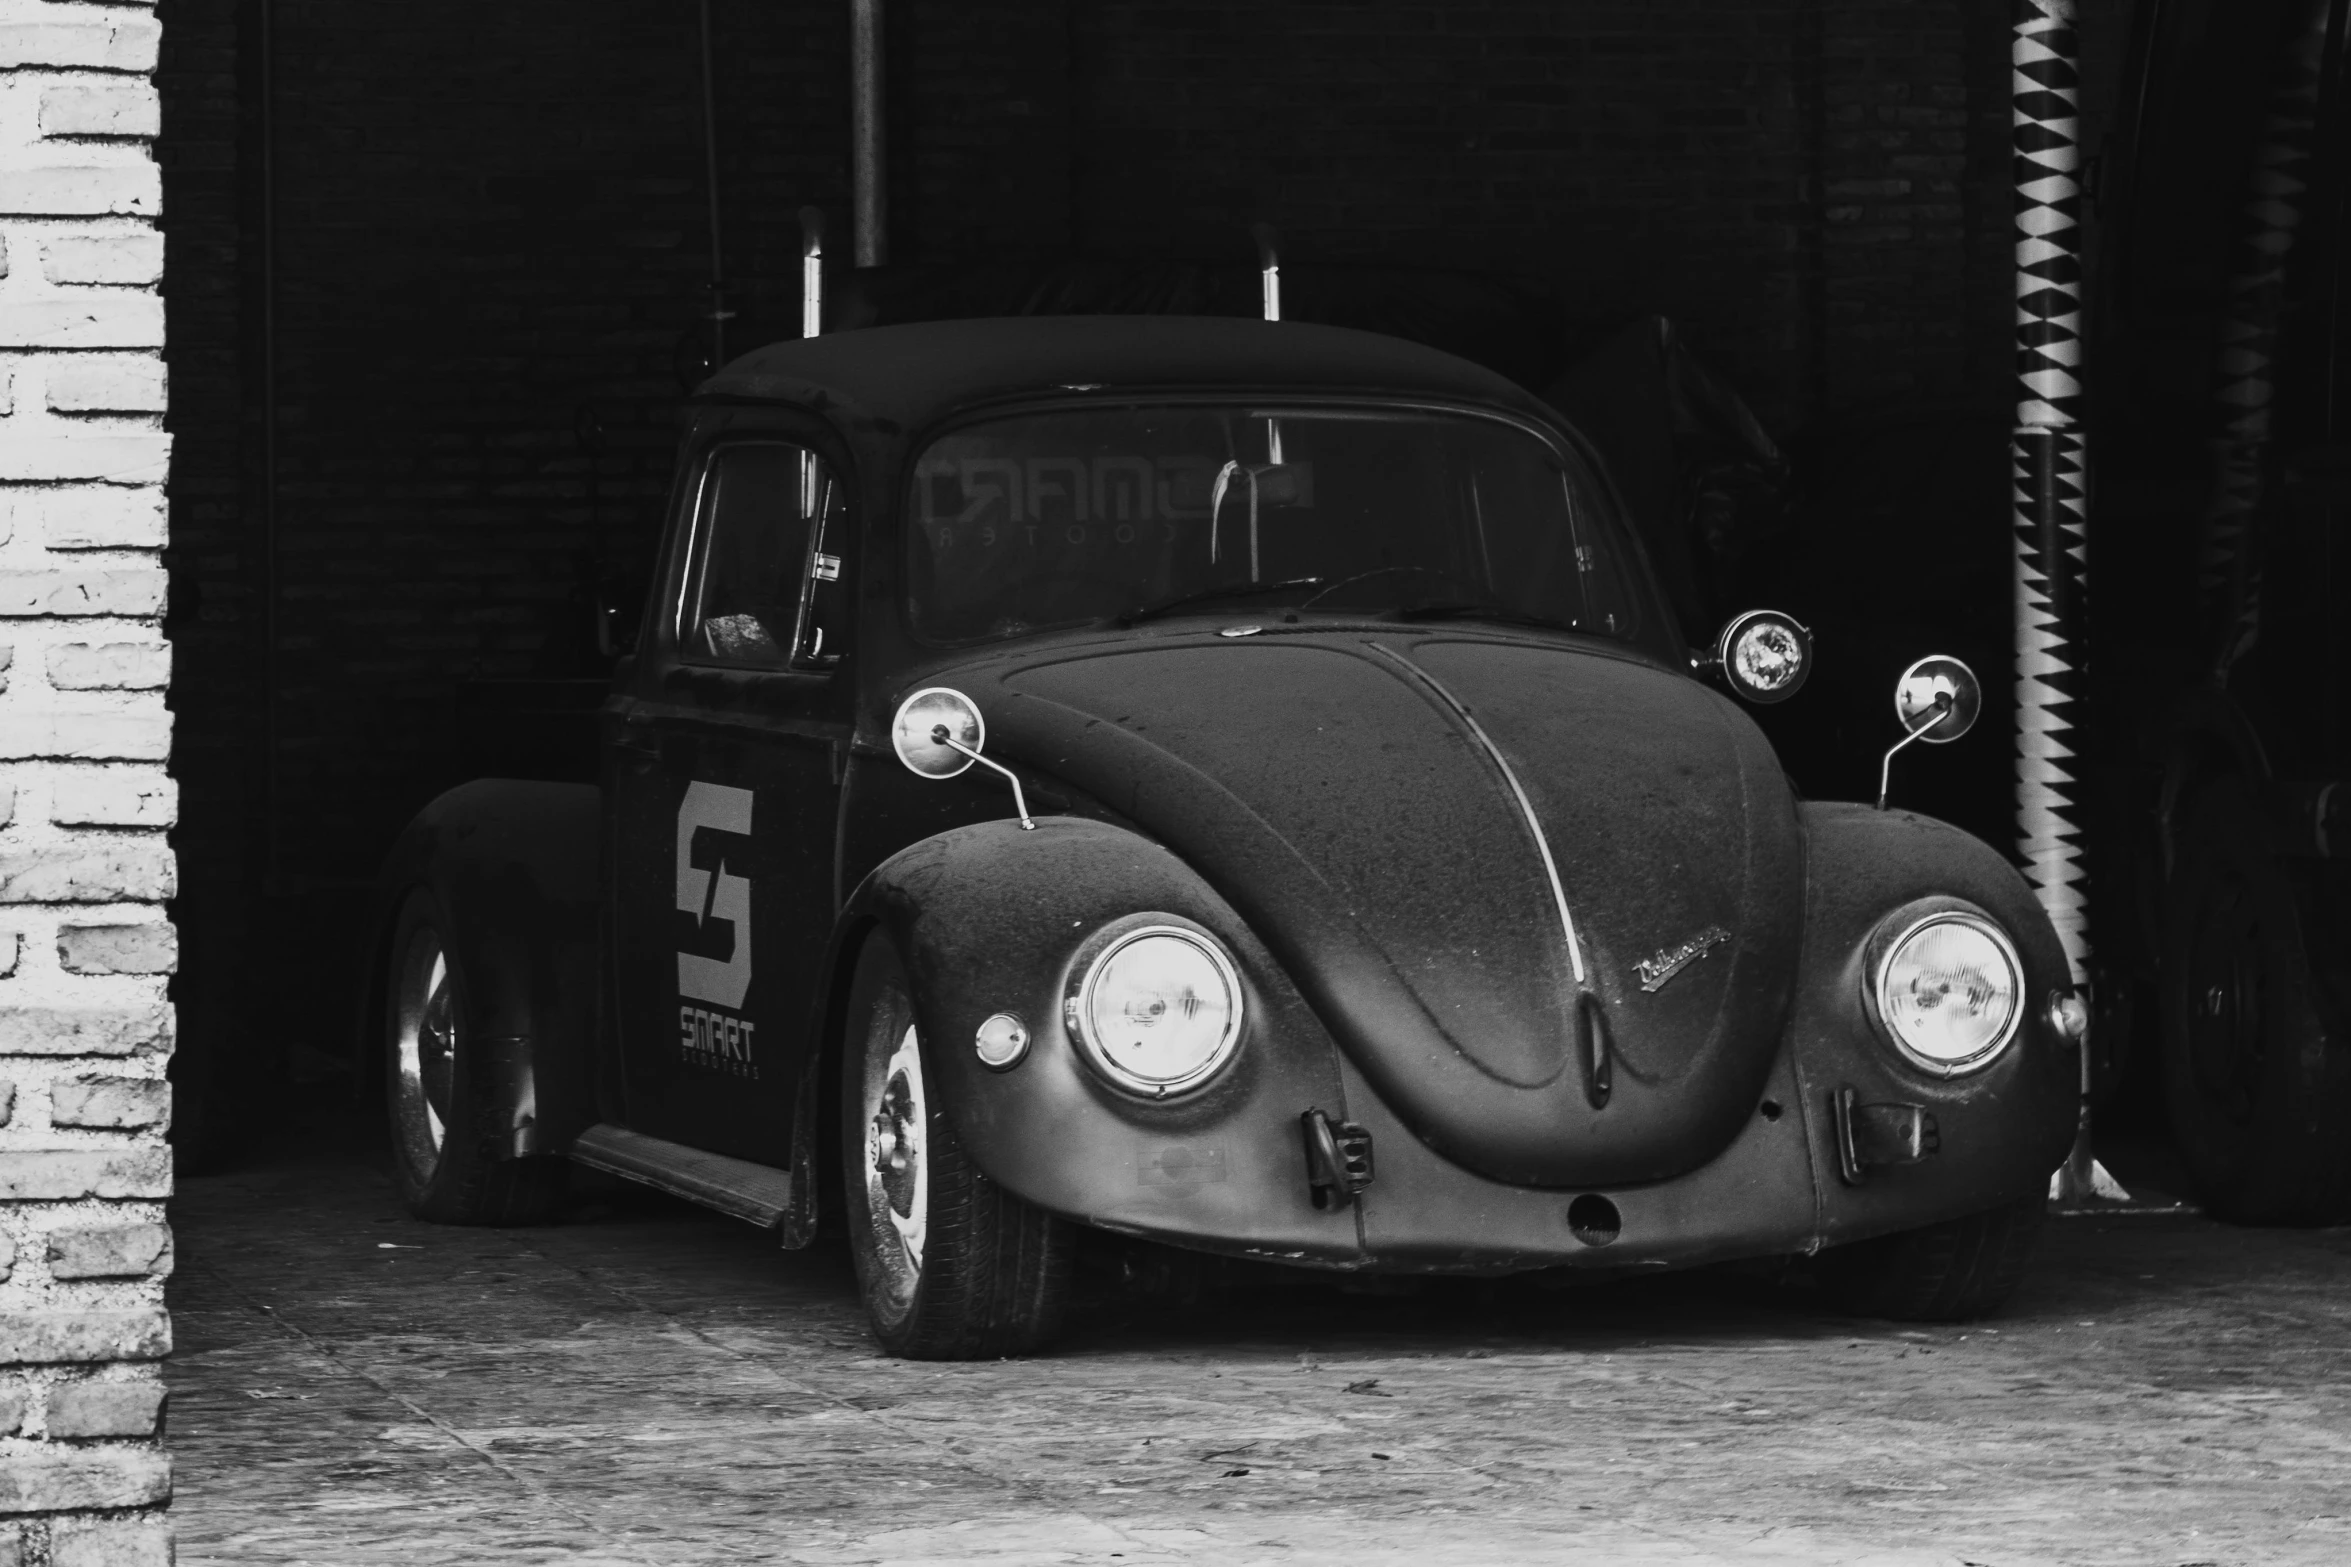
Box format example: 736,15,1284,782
801,206,825,338
1251,222,1281,322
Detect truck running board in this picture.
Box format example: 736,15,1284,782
568,1123,794,1229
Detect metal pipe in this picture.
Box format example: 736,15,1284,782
801,206,824,338
261,0,280,887
851,0,887,268
2011,0,2090,987
697,0,728,366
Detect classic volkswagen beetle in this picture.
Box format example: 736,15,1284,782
372,315,2085,1358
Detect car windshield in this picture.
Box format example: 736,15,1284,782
903,403,1651,646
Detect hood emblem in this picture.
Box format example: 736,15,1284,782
1636,926,1731,993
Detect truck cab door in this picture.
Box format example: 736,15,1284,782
606,436,854,1162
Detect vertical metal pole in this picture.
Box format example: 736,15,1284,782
697,0,728,366
2015,1,2121,1207
260,0,280,889
851,0,888,268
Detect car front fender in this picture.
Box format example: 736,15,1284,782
1787,802,2080,1246
833,815,1366,1265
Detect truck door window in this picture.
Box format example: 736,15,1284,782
681,442,847,671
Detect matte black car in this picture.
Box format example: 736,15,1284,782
372,317,2085,1357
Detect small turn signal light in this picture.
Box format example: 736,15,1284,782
2046,990,2090,1042
975,1012,1030,1070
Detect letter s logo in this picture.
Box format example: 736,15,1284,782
676,781,754,1008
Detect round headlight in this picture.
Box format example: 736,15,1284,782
1070,926,1244,1097
1872,911,2024,1074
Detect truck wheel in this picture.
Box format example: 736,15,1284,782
842,936,1072,1359
2159,778,2351,1222
1817,1196,2045,1321
384,889,567,1226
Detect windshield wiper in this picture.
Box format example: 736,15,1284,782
1116,575,1327,626
1390,599,1578,633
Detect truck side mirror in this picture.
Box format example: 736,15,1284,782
1877,655,1980,809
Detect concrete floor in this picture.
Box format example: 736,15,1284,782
165,1118,2351,1567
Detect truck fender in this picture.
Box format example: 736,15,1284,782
809,815,1360,1262
359,780,602,1161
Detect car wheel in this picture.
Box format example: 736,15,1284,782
841,935,1073,1359
1817,1196,2045,1321
2159,778,2351,1222
384,889,568,1225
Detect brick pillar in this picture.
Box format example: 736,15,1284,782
0,2,178,1561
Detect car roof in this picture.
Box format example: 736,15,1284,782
696,315,1554,436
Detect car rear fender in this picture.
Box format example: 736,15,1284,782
825,815,1364,1264
361,780,602,1161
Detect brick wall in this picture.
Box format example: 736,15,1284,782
0,0,177,1559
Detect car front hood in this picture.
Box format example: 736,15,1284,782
979,629,1804,1187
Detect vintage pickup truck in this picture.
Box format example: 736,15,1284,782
370,315,2083,1357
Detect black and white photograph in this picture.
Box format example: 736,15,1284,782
3,0,2350,1562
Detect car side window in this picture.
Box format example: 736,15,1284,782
680,442,847,671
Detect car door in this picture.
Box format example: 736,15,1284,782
607,432,854,1162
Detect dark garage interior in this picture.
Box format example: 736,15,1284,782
163,0,2074,1144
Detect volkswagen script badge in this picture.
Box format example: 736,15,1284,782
1635,926,1732,993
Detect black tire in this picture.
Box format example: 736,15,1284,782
2158,777,2351,1223
841,936,1072,1359
1817,1196,2046,1321
383,888,568,1226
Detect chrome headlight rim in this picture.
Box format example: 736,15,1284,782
1066,919,1246,1099
1866,901,2026,1078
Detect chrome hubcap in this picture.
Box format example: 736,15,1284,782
391,929,455,1185
863,1023,929,1303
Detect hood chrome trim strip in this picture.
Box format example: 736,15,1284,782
1370,641,1588,986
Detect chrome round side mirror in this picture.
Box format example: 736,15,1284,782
1894,655,1980,744
892,687,984,779
1711,609,1813,705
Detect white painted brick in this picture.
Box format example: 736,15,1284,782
49,1511,175,1567
19,487,165,550
0,645,12,694
0,294,163,350
38,81,159,141
43,357,165,414
46,643,168,690
0,17,162,74
0,435,167,484
50,1074,172,1125
0,931,19,977
48,772,173,828
0,998,171,1054
0,163,158,218
0,710,171,762
40,233,161,287
0,784,17,825
56,925,174,976
0,571,166,617
0,841,174,900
